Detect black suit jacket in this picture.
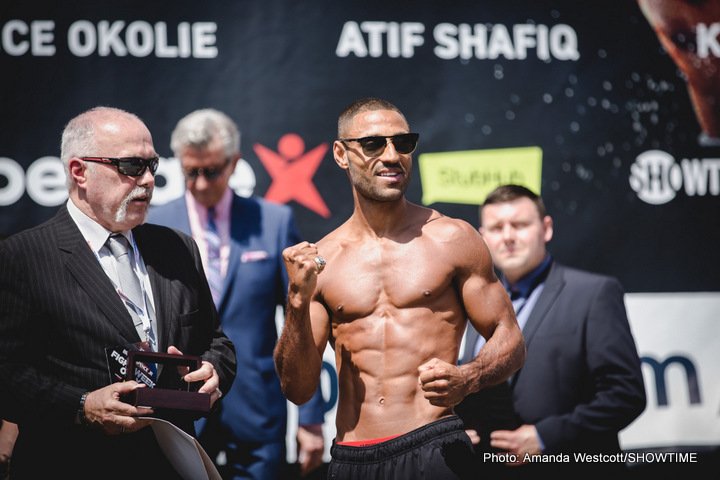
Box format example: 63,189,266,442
512,263,645,454
0,206,236,479
458,262,646,459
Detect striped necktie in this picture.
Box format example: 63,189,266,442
206,207,223,307
106,234,154,346
106,234,143,308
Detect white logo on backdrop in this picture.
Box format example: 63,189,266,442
0,156,255,207
629,150,720,205
621,293,720,450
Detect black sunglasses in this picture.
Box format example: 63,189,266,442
339,133,419,157
183,159,231,180
80,156,159,177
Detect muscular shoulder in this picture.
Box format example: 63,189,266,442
425,213,480,242
421,213,487,259
433,218,498,286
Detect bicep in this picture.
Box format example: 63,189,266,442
456,237,515,340
462,276,516,340
309,299,331,357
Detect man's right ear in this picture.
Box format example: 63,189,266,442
333,140,349,170
68,158,88,186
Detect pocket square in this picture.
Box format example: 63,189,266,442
241,250,269,263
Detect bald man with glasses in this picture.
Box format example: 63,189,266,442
0,106,236,479
274,97,526,479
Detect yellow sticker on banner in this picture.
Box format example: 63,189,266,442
418,146,542,205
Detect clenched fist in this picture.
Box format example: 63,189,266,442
283,241,325,308
418,357,470,407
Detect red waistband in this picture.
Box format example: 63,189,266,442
336,433,403,447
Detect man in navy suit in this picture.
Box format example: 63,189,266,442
460,184,646,476
148,109,325,479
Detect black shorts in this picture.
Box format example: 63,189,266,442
328,415,474,480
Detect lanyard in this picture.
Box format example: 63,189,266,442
95,235,156,349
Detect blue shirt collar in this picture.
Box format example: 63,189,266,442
503,254,553,299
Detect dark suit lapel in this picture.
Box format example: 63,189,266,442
509,263,564,387
221,244,239,312
55,207,139,342
222,196,249,307
520,263,565,349
133,227,174,352
147,259,173,353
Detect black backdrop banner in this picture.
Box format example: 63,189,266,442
2,0,719,455
2,1,718,292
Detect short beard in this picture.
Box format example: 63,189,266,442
115,185,153,224
348,163,409,202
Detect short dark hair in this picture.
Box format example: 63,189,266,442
480,184,547,226
337,97,407,137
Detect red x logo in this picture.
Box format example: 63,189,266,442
253,133,330,218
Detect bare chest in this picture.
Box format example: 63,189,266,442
320,241,456,321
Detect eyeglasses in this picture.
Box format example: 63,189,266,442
80,156,159,177
183,159,230,181
339,133,419,157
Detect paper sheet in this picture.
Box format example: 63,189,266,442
142,417,221,480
